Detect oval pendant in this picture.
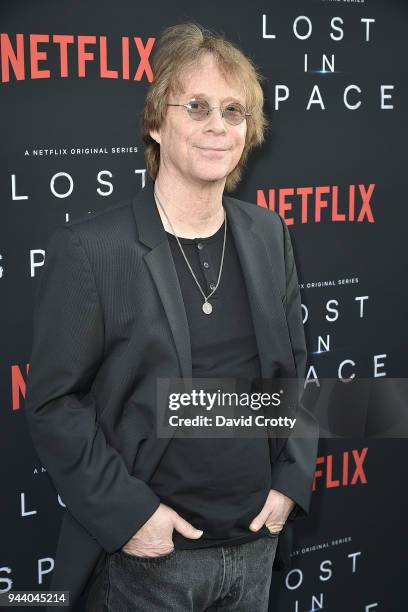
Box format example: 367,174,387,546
202,301,212,314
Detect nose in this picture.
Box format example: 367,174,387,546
203,108,227,134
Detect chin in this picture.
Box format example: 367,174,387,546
193,174,228,186
191,166,233,184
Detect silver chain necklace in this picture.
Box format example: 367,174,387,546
154,189,227,315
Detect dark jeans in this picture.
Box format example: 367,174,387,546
85,533,279,611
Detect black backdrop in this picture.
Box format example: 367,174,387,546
1,1,407,610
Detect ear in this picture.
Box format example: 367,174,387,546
149,128,161,145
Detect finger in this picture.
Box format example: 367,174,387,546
265,519,285,533
173,514,203,539
249,508,271,531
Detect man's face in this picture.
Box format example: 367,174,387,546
150,54,247,187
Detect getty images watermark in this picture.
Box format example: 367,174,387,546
156,377,309,439
155,377,408,439
167,387,296,428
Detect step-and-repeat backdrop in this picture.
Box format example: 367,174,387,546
1,1,407,610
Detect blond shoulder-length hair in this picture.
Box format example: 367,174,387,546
141,22,268,192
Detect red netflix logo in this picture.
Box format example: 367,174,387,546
0,34,155,83
313,448,368,490
257,184,375,225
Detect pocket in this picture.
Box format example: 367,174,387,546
265,529,280,539
118,548,176,564
259,524,280,539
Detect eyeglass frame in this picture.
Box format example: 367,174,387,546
166,97,251,125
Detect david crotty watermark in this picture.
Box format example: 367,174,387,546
155,379,303,439
167,389,296,430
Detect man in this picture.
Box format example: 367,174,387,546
25,22,319,611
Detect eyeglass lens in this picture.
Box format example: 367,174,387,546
187,99,246,124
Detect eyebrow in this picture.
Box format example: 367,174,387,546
185,92,245,106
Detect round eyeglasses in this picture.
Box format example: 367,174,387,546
167,98,251,125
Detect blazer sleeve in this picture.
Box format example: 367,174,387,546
269,216,320,521
25,225,161,553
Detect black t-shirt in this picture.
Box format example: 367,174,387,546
148,207,274,548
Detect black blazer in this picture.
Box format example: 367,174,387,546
25,176,319,611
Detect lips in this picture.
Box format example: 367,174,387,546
196,147,229,151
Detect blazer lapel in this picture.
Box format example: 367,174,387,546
223,196,294,381
132,178,193,379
